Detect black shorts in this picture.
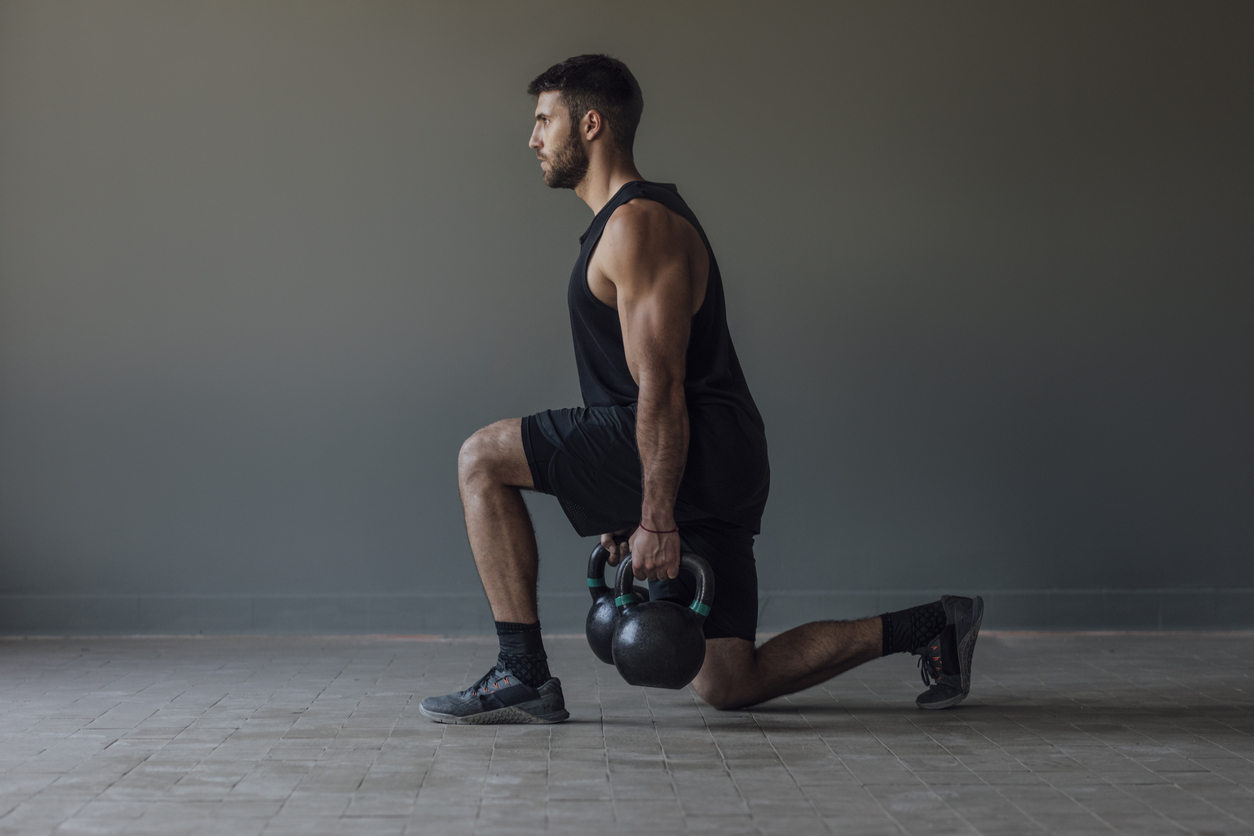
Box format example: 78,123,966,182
522,405,758,642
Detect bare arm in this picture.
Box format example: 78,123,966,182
595,202,699,581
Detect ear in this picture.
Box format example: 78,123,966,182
583,109,606,143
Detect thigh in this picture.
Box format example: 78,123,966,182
523,406,644,536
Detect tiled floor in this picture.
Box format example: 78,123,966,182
0,632,1251,835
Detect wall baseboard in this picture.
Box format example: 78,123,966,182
1,589,1251,635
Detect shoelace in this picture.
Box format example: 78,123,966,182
917,638,943,686
463,666,516,697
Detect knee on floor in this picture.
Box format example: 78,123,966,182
692,675,753,711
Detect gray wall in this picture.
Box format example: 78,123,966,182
1,1,1250,634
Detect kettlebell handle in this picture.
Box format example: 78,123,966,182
613,552,715,620
587,537,632,602
586,545,611,602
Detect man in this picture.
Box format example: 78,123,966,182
419,55,982,724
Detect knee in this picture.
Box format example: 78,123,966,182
692,667,754,711
691,639,760,710
457,428,497,489
693,681,746,711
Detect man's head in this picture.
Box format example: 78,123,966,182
527,54,644,190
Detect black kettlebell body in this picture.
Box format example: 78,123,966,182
585,544,649,665
610,553,715,689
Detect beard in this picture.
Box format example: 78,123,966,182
541,124,589,190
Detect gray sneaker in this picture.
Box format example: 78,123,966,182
419,665,569,725
916,595,983,710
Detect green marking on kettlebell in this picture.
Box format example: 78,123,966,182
587,578,607,588
689,601,711,617
615,594,636,607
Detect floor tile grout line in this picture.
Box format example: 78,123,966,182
643,685,686,825
985,691,1142,832
1129,719,1254,830
693,694,755,828
266,642,364,832
840,705,991,836
748,701,837,834
800,697,910,836
991,696,1185,834
598,666,620,827
910,713,1053,834
32,657,195,834
544,723,553,832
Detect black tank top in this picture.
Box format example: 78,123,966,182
568,180,770,532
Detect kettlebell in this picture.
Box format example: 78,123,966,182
610,552,715,689
585,544,650,665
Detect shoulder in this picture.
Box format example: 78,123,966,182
599,198,689,263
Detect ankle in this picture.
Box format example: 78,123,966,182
880,601,947,656
496,620,544,655
495,621,551,688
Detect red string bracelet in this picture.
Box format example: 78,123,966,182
638,522,679,534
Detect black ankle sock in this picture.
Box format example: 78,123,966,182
880,601,947,656
495,620,551,688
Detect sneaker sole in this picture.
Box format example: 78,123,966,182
953,594,983,701
957,595,983,697
418,704,570,725
917,690,965,710
917,595,984,711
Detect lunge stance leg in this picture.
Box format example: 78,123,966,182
457,418,540,623
419,419,568,724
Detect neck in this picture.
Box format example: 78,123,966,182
575,154,644,214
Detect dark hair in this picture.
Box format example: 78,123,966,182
527,54,644,153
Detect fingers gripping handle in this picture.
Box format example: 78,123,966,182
613,553,715,620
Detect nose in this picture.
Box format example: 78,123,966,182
529,125,542,150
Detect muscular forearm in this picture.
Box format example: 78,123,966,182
636,376,688,528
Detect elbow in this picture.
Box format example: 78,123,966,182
638,372,686,403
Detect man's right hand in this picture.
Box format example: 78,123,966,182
601,527,637,566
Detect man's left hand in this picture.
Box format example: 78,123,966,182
629,524,681,581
